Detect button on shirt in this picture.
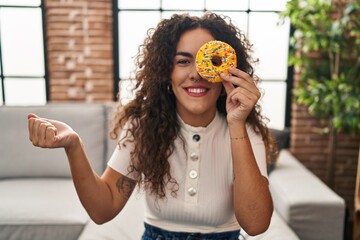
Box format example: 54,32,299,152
185,133,201,201
107,111,268,233
192,134,200,142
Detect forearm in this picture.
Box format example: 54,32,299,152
65,137,117,223
229,122,273,235
27,114,124,223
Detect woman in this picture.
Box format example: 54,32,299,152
28,12,276,239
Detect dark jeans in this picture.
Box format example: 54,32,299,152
142,222,240,240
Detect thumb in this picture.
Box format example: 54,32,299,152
28,113,39,119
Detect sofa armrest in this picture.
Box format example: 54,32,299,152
269,150,345,240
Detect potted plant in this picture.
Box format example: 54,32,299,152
279,0,360,188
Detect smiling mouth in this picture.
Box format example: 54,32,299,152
185,87,209,96
187,88,207,93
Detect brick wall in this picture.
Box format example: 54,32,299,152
289,0,360,229
291,102,360,210
45,0,113,102
291,72,360,225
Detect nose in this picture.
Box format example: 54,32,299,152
190,64,202,82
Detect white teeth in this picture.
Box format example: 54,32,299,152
187,88,206,94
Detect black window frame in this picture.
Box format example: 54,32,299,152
0,0,49,105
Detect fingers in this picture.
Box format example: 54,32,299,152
221,68,261,100
221,68,256,88
39,122,57,143
28,114,57,148
222,80,235,96
28,113,39,119
228,87,258,108
227,67,255,85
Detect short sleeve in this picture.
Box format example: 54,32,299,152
107,126,138,180
246,124,268,178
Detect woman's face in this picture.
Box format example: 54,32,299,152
171,28,222,127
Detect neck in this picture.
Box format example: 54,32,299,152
177,109,217,127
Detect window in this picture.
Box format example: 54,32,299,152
0,0,47,105
114,0,290,129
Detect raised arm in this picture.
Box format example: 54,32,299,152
27,113,136,224
221,69,273,235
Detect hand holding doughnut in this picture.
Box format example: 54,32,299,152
221,68,261,123
196,40,237,83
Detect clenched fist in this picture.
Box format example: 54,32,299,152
28,113,80,150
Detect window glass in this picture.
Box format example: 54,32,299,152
119,11,160,79
250,0,288,11
162,0,204,10
0,0,40,6
248,12,290,81
118,0,160,9
0,7,45,76
4,78,46,105
213,11,248,35
119,79,136,105
161,11,204,19
258,81,287,130
206,0,248,11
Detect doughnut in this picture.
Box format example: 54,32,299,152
195,40,237,83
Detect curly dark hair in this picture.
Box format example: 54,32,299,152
110,12,278,199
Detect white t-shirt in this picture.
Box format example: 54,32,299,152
108,111,267,233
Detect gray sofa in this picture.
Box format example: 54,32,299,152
0,103,346,240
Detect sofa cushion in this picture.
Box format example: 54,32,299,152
0,178,89,240
0,103,107,178
269,150,345,240
270,127,290,151
267,128,290,173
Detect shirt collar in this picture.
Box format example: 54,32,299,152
177,111,222,134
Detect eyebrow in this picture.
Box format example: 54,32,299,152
175,51,193,58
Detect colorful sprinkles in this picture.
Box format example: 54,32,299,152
195,40,237,83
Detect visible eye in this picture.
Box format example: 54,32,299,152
177,59,190,65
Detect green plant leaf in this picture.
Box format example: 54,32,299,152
280,0,360,134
